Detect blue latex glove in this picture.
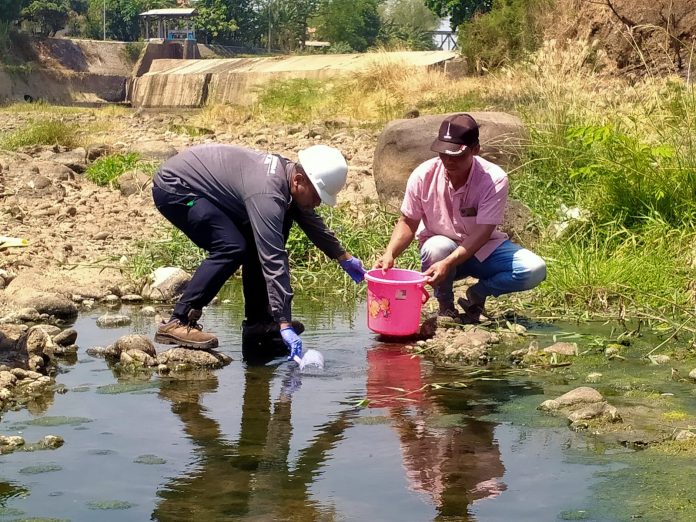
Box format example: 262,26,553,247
339,256,366,283
280,326,303,361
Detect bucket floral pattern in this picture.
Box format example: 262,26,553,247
368,292,391,319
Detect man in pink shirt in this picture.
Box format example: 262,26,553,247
375,113,546,322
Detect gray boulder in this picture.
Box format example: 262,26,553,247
373,112,527,210
6,290,78,321
142,267,191,302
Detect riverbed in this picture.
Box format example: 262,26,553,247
0,282,692,521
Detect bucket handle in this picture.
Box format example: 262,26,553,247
420,286,430,304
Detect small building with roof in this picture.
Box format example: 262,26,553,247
139,8,197,41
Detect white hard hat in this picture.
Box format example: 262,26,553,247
297,145,348,207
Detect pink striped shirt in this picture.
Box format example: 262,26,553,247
400,156,509,262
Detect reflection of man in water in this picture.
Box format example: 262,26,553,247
153,355,357,520
367,345,506,514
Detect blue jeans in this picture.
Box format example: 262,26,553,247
420,236,546,306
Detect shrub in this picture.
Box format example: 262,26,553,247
0,119,79,150
458,0,551,73
84,153,141,186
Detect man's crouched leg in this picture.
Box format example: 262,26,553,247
155,308,219,350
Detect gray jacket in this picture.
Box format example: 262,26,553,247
154,144,345,322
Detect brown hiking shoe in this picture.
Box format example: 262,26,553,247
155,318,219,350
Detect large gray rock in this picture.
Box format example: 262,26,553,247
6,289,78,321
131,140,177,161
373,112,527,210
142,267,191,302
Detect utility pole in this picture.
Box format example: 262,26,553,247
267,0,271,53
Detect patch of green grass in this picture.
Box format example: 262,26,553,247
84,153,142,186
0,119,80,150
256,78,327,123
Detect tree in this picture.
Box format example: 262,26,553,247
260,0,318,52
1,0,29,22
195,0,238,42
21,0,70,36
378,0,438,50
313,0,380,52
85,0,173,41
423,0,492,29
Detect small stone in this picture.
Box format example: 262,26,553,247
674,430,696,441
586,372,602,383
96,314,131,328
141,306,157,316
544,342,578,356
649,354,671,365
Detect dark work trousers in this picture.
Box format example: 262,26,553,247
242,210,294,325
152,184,293,325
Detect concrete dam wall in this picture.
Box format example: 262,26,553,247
128,51,459,108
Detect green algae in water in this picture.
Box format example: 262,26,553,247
86,500,135,510
18,464,62,475
590,448,696,521
0,507,24,516
71,386,90,393
133,454,166,465
96,382,159,395
558,510,592,520
16,416,92,427
426,413,467,428
87,449,116,456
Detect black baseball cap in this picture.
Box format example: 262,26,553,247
430,114,480,156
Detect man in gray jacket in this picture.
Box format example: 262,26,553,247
151,144,366,360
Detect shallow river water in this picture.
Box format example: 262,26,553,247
0,283,684,521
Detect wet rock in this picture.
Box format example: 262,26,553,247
17,325,56,357
567,402,621,423
103,294,120,307
0,324,28,350
111,335,156,357
121,294,144,303
605,347,621,358
539,387,604,412
142,267,191,302
53,344,78,356
86,345,120,359
543,342,578,356
674,430,696,441
649,354,671,365
7,289,78,321
586,372,603,383
96,314,131,328
0,308,41,324
141,306,157,316
0,435,25,448
120,349,157,367
156,347,232,369
422,326,498,364
37,324,61,337
53,328,78,346
0,371,18,388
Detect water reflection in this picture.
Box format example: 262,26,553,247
152,340,358,521
366,344,525,519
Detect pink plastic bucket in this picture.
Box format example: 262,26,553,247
365,268,430,337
